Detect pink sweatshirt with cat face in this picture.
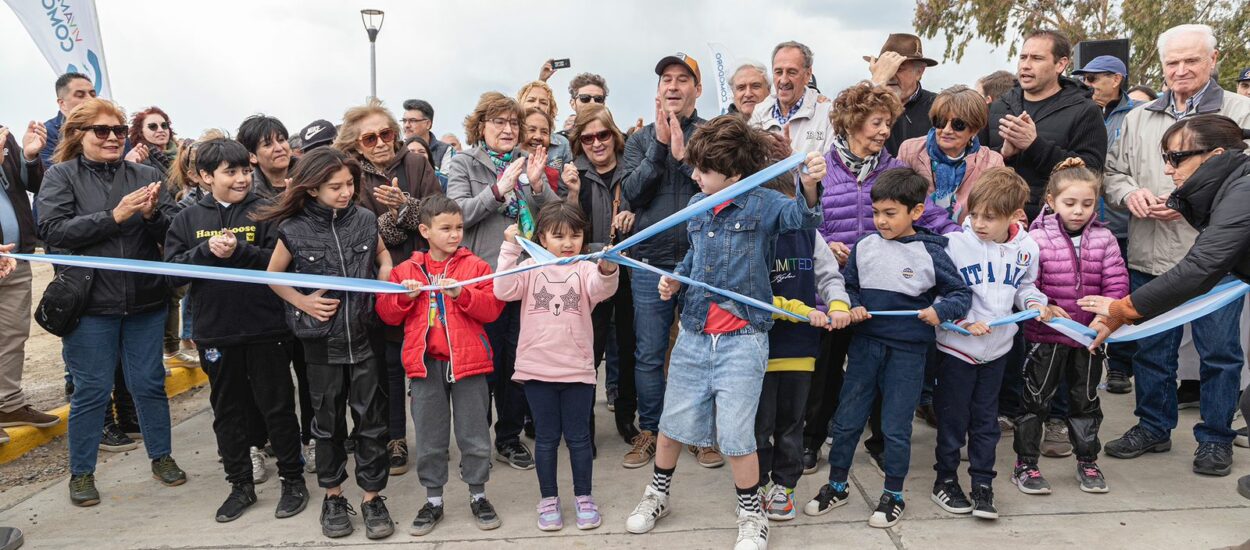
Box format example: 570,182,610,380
493,241,619,385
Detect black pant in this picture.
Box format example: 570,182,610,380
290,342,313,443
204,341,304,485
593,268,638,441
384,341,407,441
307,357,389,492
803,329,885,453
757,371,810,488
486,301,526,448
934,353,1006,485
107,362,139,433
1014,343,1105,462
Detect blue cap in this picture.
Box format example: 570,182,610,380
1238,68,1250,82
1072,55,1127,77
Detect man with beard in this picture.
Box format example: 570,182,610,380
866,34,939,156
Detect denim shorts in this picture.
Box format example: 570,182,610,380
659,329,768,456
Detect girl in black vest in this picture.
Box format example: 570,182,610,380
256,147,396,540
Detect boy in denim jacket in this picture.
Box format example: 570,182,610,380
623,116,825,550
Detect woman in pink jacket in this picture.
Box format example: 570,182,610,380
494,201,618,532
897,86,1004,224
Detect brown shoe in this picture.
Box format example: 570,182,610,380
688,445,725,468
622,430,657,469
0,405,61,428
0,427,9,444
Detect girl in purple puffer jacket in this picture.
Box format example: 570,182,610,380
1013,158,1128,497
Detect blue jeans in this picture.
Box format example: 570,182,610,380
65,310,172,474
524,381,595,498
1130,270,1244,444
631,269,678,433
828,337,925,492
659,330,768,456
1106,238,1135,376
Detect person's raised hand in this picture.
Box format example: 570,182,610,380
125,145,149,164
22,121,47,162
139,182,161,219
1125,188,1159,219
497,158,524,196
868,51,906,87
373,177,405,212
654,99,671,146
561,162,580,195
525,146,547,190
800,152,826,188
538,59,556,82
668,111,686,161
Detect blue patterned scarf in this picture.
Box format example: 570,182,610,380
924,128,978,213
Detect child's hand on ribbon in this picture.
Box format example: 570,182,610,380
961,320,991,336
503,224,520,244
829,310,851,330
657,275,680,301
439,278,462,299
1028,301,1053,322
807,310,831,330
918,307,941,327
401,279,421,299
849,306,871,323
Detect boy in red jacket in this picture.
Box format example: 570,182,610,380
376,195,505,536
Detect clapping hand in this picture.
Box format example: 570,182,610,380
208,230,237,259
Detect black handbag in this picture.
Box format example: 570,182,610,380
35,265,95,337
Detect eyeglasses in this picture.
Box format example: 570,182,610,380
931,117,969,132
358,128,396,148
488,117,520,129
400,117,429,125
1161,148,1214,168
146,121,170,131
1081,73,1108,84
578,130,614,146
576,94,606,104
83,125,128,140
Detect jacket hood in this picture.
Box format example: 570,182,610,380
1002,76,1093,114
406,246,477,274
1170,150,1250,230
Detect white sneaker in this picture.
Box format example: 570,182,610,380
302,442,317,473
1235,427,1249,449
734,508,769,550
625,485,669,534
250,446,269,484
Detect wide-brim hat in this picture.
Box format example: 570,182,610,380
862,33,938,67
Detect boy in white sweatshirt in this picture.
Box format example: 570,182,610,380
930,169,1055,520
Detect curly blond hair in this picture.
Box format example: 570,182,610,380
829,82,903,137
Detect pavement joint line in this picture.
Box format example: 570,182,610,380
847,467,907,550
897,502,1250,523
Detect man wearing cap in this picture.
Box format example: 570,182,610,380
1071,54,1140,394
1237,68,1250,97
866,33,939,156
401,99,451,170
620,52,717,471
748,41,834,155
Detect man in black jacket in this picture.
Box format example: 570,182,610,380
0,122,61,442
866,33,939,156
164,139,308,523
982,30,1107,220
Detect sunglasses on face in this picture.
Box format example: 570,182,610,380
577,94,606,104
931,117,968,132
358,128,396,148
146,121,170,131
84,125,128,140
1161,148,1214,168
578,130,614,146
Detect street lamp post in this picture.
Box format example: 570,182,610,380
360,9,385,100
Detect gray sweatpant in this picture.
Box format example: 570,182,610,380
409,357,492,498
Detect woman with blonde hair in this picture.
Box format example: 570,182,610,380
517,81,573,167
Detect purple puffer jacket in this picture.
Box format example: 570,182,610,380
819,146,961,247
1024,211,1130,347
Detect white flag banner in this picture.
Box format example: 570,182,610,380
706,42,736,115
4,0,111,98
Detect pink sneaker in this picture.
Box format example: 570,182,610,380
574,494,601,530
536,497,562,531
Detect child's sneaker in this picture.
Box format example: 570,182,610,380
574,495,601,530
969,484,998,519
734,508,769,550
867,492,905,528
536,497,562,531
1076,461,1109,493
471,496,502,530
409,502,443,536
625,485,669,534
1012,461,1052,495
803,482,850,516
930,478,973,514
764,485,797,521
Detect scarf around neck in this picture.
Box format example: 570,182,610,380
832,134,879,183
924,128,979,210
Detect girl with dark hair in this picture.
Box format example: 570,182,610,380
259,146,397,540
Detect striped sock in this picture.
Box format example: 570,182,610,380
650,465,675,494
736,484,762,515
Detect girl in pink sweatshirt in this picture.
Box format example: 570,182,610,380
494,200,618,532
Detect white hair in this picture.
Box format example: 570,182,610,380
731,60,771,91
1157,24,1217,59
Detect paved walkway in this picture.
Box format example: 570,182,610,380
0,386,1247,549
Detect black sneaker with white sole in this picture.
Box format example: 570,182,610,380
931,478,973,514
969,484,998,519
867,492,905,528
494,441,535,470
1193,442,1233,476
1075,461,1108,493
803,482,850,516
409,502,444,536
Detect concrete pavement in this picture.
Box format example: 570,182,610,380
0,385,1247,549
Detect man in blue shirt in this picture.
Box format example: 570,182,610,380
39,73,96,169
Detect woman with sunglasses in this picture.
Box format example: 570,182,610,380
1080,115,1250,495
897,86,1004,225
36,98,186,507
128,106,178,176
562,104,640,444
332,99,442,477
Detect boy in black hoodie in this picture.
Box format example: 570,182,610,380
164,139,308,523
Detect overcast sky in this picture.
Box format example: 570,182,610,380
0,0,1017,142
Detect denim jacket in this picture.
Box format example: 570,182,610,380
673,184,823,334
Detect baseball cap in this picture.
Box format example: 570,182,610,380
1072,55,1128,77
1238,68,1250,82
298,119,336,151
655,52,701,84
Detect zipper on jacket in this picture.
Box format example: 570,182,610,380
1058,216,1083,293
442,256,458,384
330,208,355,364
